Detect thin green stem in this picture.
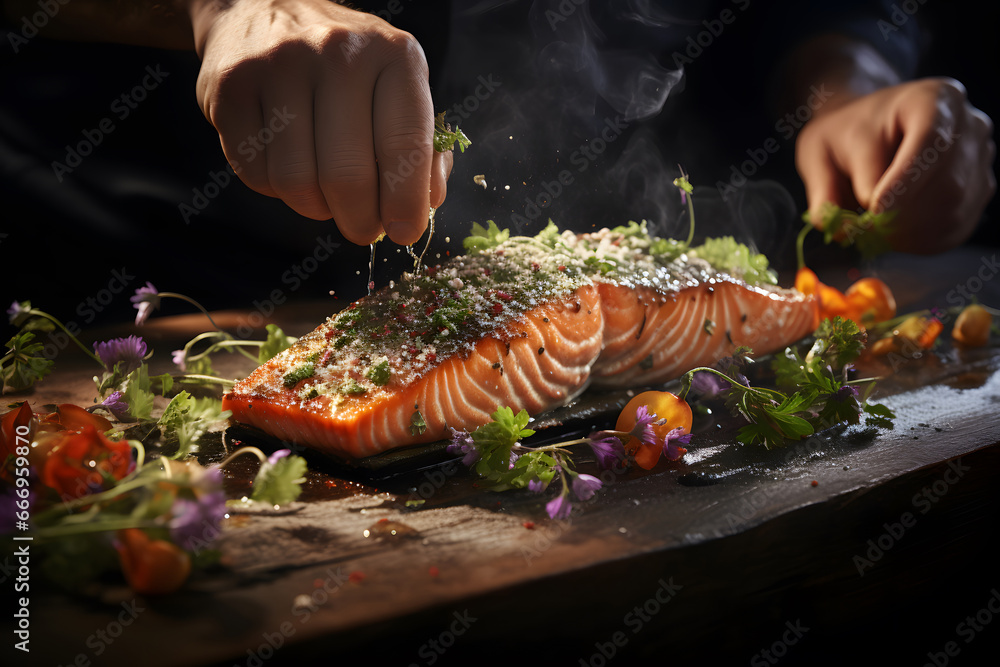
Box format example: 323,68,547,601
796,223,812,271
217,446,267,468
176,374,235,388
27,309,103,366
33,518,159,539
158,292,224,331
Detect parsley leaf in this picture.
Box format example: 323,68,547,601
434,111,471,153
158,391,231,459
121,364,155,421
1,331,54,392
258,324,296,364
251,454,307,506
471,407,535,480
689,236,778,286
806,203,897,259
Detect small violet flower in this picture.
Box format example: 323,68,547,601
588,432,625,470
628,405,658,445
508,451,520,470
662,427,692,462
447,428,479,467
689,370,729,398
528,478,547,493
571,473,602,501
172,349,187,372
268,448,291,465
95,390,132,422
131,282,160,326
546,493,572,520
169,491,227,552
93,335,148,375
831,384,860,405
7,300,28,326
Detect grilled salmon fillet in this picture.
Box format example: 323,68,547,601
223,225,818,459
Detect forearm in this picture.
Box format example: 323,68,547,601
776,33,903,121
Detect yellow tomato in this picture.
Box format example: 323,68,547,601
615,391,692,470
952,304,993,348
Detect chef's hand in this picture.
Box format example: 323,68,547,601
796,77,995,253
187,0,453,245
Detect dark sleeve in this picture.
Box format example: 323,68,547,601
757,0,922,80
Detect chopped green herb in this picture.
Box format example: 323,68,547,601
365,357,391,386
434,111,471,153
338,378,367,395
410,409,427,436
283,363,315,388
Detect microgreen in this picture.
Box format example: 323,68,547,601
249,450,308,507
801,203,897,261
433,111,471,153
463,220,510,253
1,331,55,392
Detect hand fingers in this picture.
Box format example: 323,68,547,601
795,131,856,226
430,149,454,209
202,77,276,198
314,69,382,245
372,33,434,245
262,76,331,220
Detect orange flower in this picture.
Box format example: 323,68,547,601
0,402,36,484
115,528,191,595
39,424,131,500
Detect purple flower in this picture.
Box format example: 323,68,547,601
447,428,480,466
588,432,625,470
172,349,187,372
169,491,227,552
508,451,520,470
627,405,658,445
94,391,132,422
7,300,28,326
93,335,147,374
662,427,692,461
546,493,572,520
571,473,602,501
131,282,160,325
689,370,729,398
831,384,860,405
528,478,547,493
267,448,291,465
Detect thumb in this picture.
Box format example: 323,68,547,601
429,149,454,209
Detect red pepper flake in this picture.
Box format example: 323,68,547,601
810,480,819,487
409,330,422,337
398,314,415,324
496,291,513,301
378,517,389,524
349,571,365,584
531,262,540,271
425,304,438,315
324,479,337,488
491,303,503,315
522,521,535,530
428,566,440,578
231,439,242,447
558,265,566,272
313,578,325,588
426,267,438,277
318,349,333,367
406,345,419,355
483,268,492,276
325,329,338,340
426,352,437,362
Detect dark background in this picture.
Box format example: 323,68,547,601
0,0,996,323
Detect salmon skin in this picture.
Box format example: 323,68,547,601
223,224,818,460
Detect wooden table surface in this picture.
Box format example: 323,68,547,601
4,247,1000,667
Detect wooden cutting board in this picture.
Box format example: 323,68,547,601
4,247,1000,667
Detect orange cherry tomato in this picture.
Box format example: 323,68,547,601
116,528,191,595
615,391,692,470
894,316,944,350
845,278,897,325
952,304,993,348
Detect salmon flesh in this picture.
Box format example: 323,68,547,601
223,226,819,459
